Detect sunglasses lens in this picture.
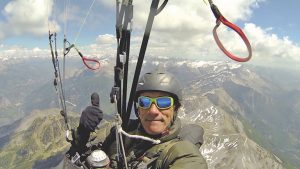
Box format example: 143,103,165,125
138,96,173,109
156,97,172,109
138,97,151,109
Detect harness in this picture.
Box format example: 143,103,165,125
127,139,179,169
126,123,204,169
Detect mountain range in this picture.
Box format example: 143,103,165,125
0,56,299,168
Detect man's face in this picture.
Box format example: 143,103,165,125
138,91,175,135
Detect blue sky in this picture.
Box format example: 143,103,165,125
1,0,300,70
248,0,300,43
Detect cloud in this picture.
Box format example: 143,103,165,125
0,0,60,40
96,34,115,44
0,45,50,58
86,34,117,57
0,34,115,60
2,0,300,71
245,23,300,62
99,0,263,57
96,0,300,69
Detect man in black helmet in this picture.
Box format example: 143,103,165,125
67,92,103,156
103,68,208,169
80,92,103,133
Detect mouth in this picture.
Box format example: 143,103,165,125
146,119,164,122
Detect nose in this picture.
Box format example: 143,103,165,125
147,103,160,116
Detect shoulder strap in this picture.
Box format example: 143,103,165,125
156,140,181,169
134,140,179,169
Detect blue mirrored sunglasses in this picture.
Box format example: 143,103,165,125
138,96,174,110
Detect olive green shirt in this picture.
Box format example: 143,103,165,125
104,119,208,169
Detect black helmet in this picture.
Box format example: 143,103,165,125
135,68,183,125
91,92,100,107
136,68,182,106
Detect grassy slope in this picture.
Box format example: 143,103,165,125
0,109,79,169
0,108,113,169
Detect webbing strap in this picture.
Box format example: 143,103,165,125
64,43,101,70
122,30,131,125
113,0,133,127
213,17,252,62
209,1,252,62
156,0,168,15
136,140,178,169
126,0,161,129
49,31,71,142
156,140,179,168
74,47,101,70
80,56,101,70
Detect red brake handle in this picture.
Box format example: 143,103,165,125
213,16,252,62
76,49,101,70
81,56,101,70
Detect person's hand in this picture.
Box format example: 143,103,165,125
80,106,103,132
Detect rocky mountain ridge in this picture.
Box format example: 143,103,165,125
0,57,299,168
0,107,285,169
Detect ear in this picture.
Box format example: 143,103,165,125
174,102,181,112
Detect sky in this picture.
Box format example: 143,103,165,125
0,0,300,71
